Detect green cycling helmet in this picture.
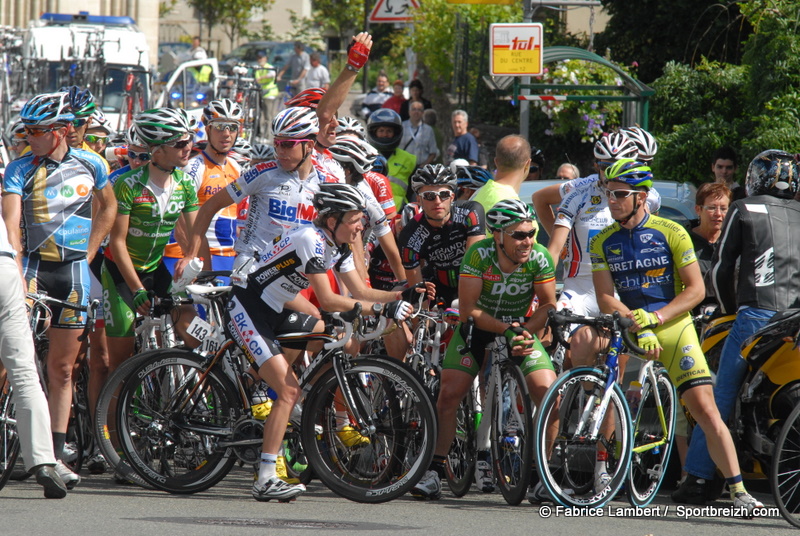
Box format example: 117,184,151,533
605,158,653,190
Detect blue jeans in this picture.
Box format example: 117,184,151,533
684,306,775,480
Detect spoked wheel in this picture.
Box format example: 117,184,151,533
301,355,436,503
490,360,534,506
445,388,477,497
626,366,676,506
115,349,241,494
94,351,160,488
534,367,632,508
0,381,21,491
771,402,800,528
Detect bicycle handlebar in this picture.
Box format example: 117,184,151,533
27,292,99,342
547,309,646,356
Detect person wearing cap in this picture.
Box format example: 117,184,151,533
277,41,311,95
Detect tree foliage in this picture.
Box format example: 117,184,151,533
188,0,223,40
219,0,275,50
312,0,363,47
596,0,751,84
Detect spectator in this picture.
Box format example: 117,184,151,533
190,36,207,60
277,41,310,95
361,73,393,120
445,110,478,166
423,108,444,164
401,100,439,169
556,162,580,180
382,79,407,114
470,127,490,169
253,51,279,132
472,134,530,216
367,109,416,208
711,146,745,200
305,52,330,90
525,145,546,181
400,79,432,121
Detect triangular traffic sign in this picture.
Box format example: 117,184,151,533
369,0,421,23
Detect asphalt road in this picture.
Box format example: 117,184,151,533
0,466,791,536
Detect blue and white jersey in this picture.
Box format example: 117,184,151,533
3,147,108,262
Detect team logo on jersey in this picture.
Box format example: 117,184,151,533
60,185,74,197
44,187,59,199
460,354,472,368
640,233,653,243
76,184,90,196
682,344,693,353
591,195,601,205
679,355,695,371
134,194,156,204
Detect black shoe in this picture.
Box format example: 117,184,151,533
671,474,708,505
34,465,68,499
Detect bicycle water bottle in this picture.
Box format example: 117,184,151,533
171,257,204,293
626,381,642,416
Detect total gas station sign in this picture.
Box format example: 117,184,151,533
490,23,544,76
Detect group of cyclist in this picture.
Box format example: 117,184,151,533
0,27,790,515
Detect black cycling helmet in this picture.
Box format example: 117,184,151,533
367,108,402,153
313,183,366,216
746,150,800,199
530,146,545,169
410,164,457,193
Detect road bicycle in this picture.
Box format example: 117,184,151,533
443,318,535,505
112,291,436,502
534,309,672,508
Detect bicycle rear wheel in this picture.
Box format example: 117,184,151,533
116,349,241,494
94,351,159,488
301,355,437,503
445,388,477,497
534,367,632,508
772,402,800,528
490,360,534,506
627,365,676,507
0,381,21,491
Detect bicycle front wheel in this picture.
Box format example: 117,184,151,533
445,387,477,497
301,355,437,503
627,365,676,507
490,360,534,506
116,349,241,494
0,382,21,491
534,367,632,508
772,402,800,528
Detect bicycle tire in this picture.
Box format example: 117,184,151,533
626,365,676,507
0,381,21,491
490,360,534,506
534,367,632,508
445,387,477,497
116,349,241,494
93,351,158,488
771,401,800,528
64,362,92,474
301,354,437,503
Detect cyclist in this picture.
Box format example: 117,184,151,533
2,92,117,488
249,143,276,167
109,126,150,184
398,164,485,308
589,158,764,514
101,108,200,375
674,150,800,506
230,183,427,501
230,137,251,167
59,86,109,170
162,99,243,274
455,165,492,201
412,199,557,500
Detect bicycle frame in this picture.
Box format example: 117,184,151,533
631,361,671,456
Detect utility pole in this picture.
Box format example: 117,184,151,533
519,0,532,141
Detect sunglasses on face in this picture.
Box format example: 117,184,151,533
504,229,536,241
25,126,60,137
208,122,240,132
72,118,88,128
419,190,453,202
165,139,192,149
85,134,109,143
127,150,151,162
603,188,641,200
274,139,311,150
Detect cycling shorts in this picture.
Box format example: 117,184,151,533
442,321,553,377
557,277,601,317
101,259,172,338
24,257,90,329
650,313,712,395
227,286,319,368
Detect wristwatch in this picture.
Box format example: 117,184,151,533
372,303,383,316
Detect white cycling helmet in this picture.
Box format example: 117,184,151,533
272,106,319,139
203,98,244,124
336,116,366,139
251,143,276,161
328,135,379,175
230,137,251,164
621,126,658,162
593,132,638,162
134,107,196,146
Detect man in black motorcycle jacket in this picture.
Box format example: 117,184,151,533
674,149,800,505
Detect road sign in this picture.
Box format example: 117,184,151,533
369,0,420,23
489,23,544,76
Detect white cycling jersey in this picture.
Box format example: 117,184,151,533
313,148,346,182
249,224,356,312
227,160,327,256
355,180,390,240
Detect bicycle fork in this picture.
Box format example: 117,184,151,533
332,355,376,438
